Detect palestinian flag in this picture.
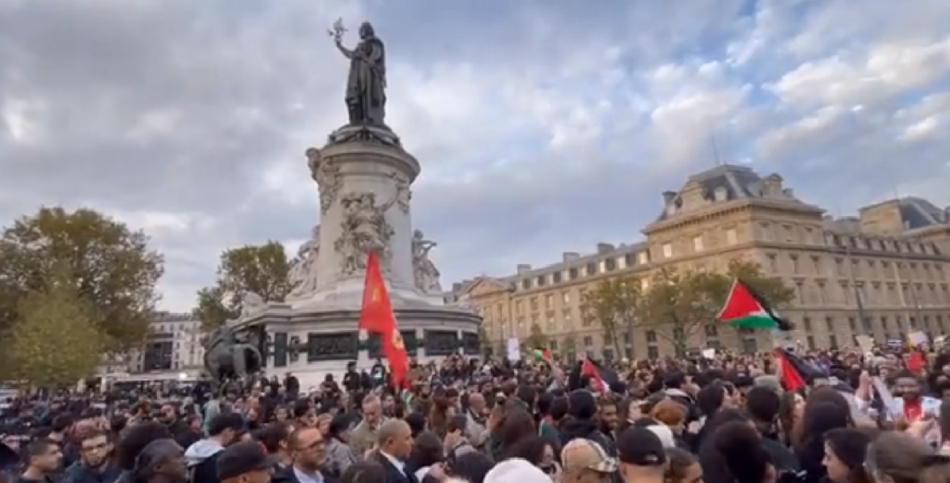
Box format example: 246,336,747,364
533,348,553,362
775,347,808,392
575,357,619,393
718,278,794,331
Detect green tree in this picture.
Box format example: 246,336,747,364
581,276,641,357
4,266,102,386
526,322,548,350
0,207,163,353
194,241,292,331
637,260,795,354
726,260,797,312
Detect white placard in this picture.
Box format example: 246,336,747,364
506,337,521,361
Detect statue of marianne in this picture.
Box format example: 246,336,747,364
334,21,387,126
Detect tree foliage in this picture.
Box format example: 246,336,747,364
526,323,548,349
637,260,796,353
3,266,102,386
581,276,641,357
194,241,292,331
0,207,163,353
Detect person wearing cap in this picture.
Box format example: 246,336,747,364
185,414,247,483
616,427,666,483
216,441,274,483
560,439,618,483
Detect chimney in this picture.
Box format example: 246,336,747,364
596,243,615,254
662,191,677,206
516,264,532,275
562,252,580,262
763,173,784,196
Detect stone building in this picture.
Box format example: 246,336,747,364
128,312,205,373
445,165,950,359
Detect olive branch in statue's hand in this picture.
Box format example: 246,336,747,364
327,18,347,43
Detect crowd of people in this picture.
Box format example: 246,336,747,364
3,346,950,483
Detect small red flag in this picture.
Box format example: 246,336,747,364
775,348,806,392
358,251,409,389
581,358,609,393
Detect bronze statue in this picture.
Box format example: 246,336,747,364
203,325,263,394
330,19,387,126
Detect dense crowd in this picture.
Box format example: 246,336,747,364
3,346,950,483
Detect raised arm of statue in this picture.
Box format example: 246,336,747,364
335,39,355,60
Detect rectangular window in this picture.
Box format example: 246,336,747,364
693,235,704,252
725,228,737,245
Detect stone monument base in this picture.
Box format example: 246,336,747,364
233,304,481,389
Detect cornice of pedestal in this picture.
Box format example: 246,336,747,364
321,124,421,181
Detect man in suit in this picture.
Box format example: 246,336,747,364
272,426,330,483
368,420,415,483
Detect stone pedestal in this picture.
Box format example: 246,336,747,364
233,124,482,389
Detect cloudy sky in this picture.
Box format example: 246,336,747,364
1,0,949,312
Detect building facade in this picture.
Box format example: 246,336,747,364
95,312,206,376
446,165,950,359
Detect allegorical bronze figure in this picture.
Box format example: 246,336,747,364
330,19,387,126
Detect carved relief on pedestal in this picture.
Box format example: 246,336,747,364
288,224,321,297
306,148,341,214
388,171,411,213
335,191,397,276
411,229,443,294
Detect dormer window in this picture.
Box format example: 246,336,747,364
713,186,729,201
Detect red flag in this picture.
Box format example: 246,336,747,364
775,348,806,392
358,251,409,389
581,358,609,393
907,349,925,373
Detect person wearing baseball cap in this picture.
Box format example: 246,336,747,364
616,427,667,483
560,439,618,483
216,441,274,483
